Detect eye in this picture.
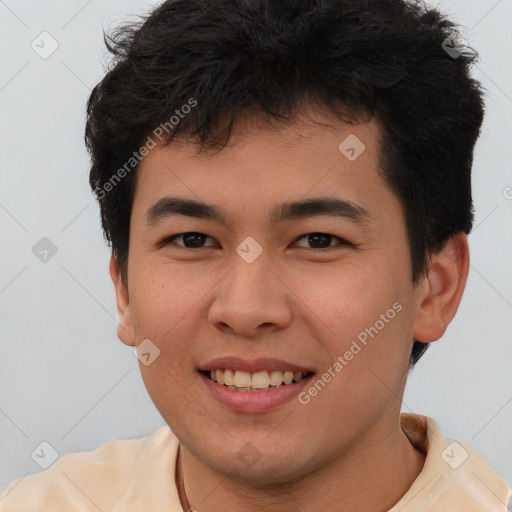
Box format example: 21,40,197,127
164,232,217,249
162,231,351,250
293,232,351,249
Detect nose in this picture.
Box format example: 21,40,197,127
207,250,293,337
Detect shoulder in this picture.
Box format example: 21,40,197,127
0,425,176,511
396,413,511,511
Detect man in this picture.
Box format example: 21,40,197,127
1,0,510,510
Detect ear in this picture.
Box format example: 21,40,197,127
412,232,470,343
109,255,135,347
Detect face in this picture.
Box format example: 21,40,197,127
114,107,430,484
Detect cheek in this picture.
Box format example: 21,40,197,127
128,263,206,353
296,259,413,402
128,265,205,417
293,261,400,342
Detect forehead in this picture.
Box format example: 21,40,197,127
132,110,399,229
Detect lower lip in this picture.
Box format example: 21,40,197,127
199,372,314,413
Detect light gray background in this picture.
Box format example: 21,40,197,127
1,0,511,493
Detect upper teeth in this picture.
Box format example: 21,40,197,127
210,369,307,390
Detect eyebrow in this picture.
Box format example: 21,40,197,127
145,196,371,226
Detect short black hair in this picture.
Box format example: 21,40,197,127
85,0,485,367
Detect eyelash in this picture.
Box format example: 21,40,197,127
162,232,351,250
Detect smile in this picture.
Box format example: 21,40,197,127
203,369,313,392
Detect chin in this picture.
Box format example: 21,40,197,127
193,437,316,486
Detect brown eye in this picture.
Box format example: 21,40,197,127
294,232,349,249
166,232,215,248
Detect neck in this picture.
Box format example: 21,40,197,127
176,415,425,512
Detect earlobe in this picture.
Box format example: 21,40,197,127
412,233,470,343
109,255,136,347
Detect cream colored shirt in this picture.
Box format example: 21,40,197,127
1,413,510,511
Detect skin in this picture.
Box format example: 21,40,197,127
110,104,469,512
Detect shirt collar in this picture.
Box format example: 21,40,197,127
112,414,511,511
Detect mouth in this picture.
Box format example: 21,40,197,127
198,356,316,412
200,369,314,392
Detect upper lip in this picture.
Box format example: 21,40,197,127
199,356,314,374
